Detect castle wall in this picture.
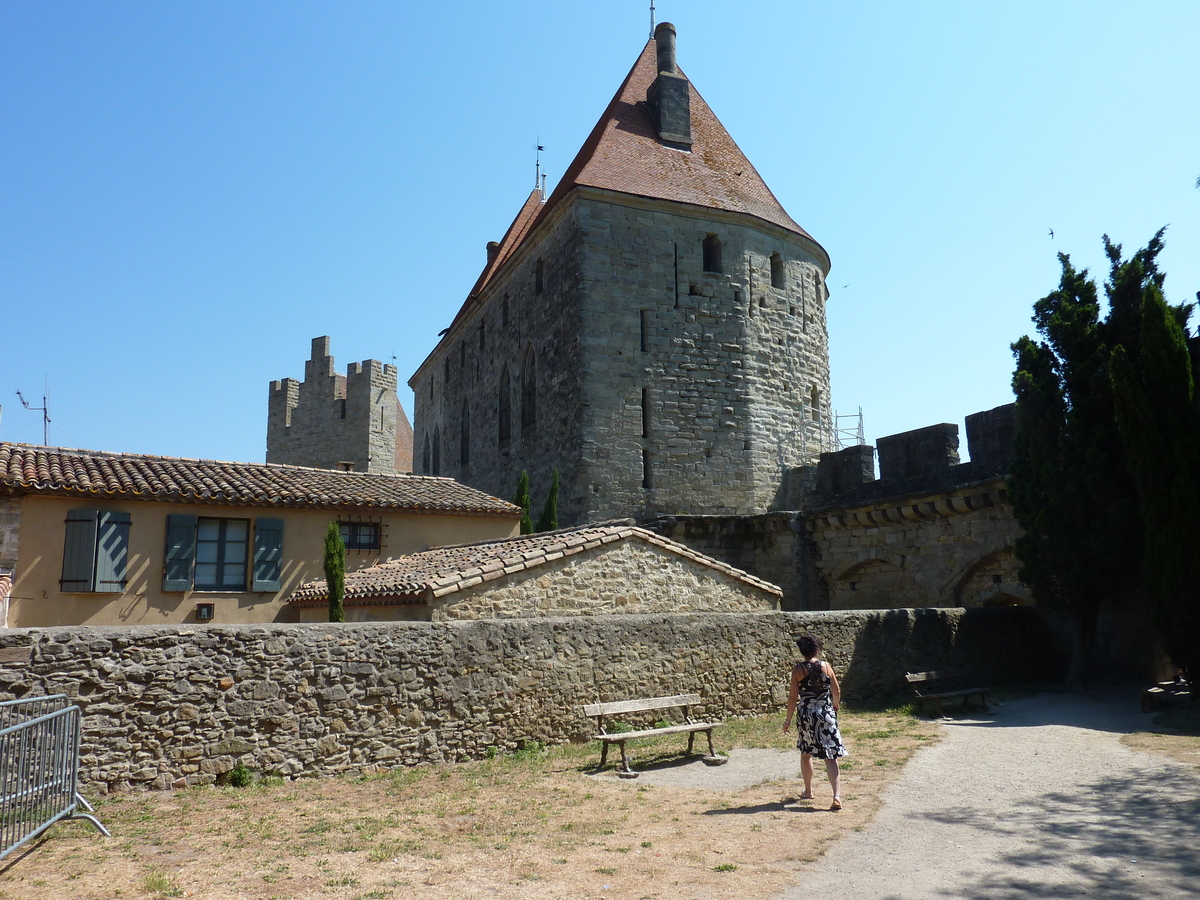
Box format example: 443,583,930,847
576,194,835,521
410,201,588,522
268,337,400,474
0,607,1056,791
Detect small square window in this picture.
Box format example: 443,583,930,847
196,603,214,620
339,522,381,551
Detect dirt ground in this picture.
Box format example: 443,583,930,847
0,707,939,900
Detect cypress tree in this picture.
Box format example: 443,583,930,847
1009,248,1143,688
1109,237,1200,680
513,470,534,535
323,522,346,623
536,469,560,532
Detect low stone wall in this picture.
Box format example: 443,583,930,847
0,607,1055,793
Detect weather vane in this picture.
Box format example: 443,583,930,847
535,138,545,194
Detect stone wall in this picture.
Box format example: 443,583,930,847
431,538,779,620
0,607,1055,792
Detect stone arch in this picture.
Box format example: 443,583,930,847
830,549,907,584
948,546,1030,607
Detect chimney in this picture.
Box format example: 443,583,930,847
486,241,500,265
647,22,692,148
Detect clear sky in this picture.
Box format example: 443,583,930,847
3,1,1198,465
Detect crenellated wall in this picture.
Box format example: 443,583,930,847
0,608,1055,792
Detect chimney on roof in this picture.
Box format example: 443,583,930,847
486,241,500,265
647,23,692,148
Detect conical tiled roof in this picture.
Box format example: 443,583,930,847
542,39,812,239
437,36,822,327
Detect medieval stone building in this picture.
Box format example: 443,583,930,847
269,336,414,475
409,24,837,526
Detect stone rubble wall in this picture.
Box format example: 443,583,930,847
0,607,1054,793
431,539,779,620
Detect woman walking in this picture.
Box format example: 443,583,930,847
783,633,847,810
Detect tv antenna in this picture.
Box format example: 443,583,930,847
16,389,50,445
535,139,546,195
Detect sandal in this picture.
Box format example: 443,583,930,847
829,798,842,811
798,791,814,800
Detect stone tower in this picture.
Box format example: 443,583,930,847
409,24,834,524
268,336,413,474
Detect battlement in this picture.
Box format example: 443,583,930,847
803,403,1016,510
266,336,404,474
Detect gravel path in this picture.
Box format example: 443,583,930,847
776,690,1200,900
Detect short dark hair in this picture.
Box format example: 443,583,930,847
795,633,821,658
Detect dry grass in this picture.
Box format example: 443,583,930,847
1122,699,1200,772
1,706,939,900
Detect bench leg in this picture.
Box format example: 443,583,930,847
599,741,610,770
617,741,637,778
705,729,716,758
687,732,696,755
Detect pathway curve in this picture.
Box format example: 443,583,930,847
776,690,1200,900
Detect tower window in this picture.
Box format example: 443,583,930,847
771,252,785,289
702,234,722,273
339,398,347,419
810,386,822,426
641,388,650,438
432,427,441,476
421,434,431,474
502,295,510,327
520,346,537,432
535,259,544,294
498,366,512,446
642,449,652,489
640,310,649,352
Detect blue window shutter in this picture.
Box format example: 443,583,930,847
94,511,131,593
252,518,284,592
61,509,99,592
163,514,197,591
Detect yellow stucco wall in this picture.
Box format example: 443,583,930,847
6,495,517,627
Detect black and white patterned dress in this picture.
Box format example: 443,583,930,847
794,660,847,759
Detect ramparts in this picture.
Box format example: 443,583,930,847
0,607,1054,792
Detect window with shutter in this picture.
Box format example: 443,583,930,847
61,509,130,593
163,514,197,591
252,518,284,592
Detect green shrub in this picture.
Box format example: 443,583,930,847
229,763,254,787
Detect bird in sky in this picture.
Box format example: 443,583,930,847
1048,228,1055,239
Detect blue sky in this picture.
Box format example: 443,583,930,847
3,1,1198,464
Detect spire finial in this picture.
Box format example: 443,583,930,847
535,138,544,194
650,0,656,39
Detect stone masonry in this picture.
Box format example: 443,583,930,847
0,607,1056,792
411,193,835,526
268,336,410,474
431,538,779,620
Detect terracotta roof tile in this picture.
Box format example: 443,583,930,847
289,522,783,605
0,443,521,517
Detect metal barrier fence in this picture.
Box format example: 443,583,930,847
0,695,109,860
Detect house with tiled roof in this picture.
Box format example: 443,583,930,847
288,522,781,622
0,443,519,627
409,23,836,531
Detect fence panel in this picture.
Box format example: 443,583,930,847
0,695,109,860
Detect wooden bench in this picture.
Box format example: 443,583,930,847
583,693,726,778
905,670,990,717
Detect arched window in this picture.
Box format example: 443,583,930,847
460,401,470,468
432,427,441,476
809,386,822,426
702,234,722,273
498,365,512,446
770,252,784,289
520,346,537,432
421,433,431,475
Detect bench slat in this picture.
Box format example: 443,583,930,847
905,670,967,684
914,688,988,700
582,693,702,717
594,722,721,743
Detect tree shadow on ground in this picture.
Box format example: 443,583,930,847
903,771,1200,899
